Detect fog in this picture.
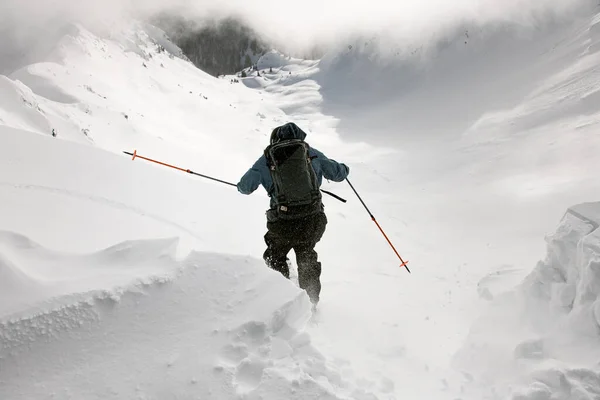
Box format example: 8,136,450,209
0,0,593,64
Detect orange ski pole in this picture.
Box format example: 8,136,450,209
123,150,237,187
124,150,348,202
346,178,410,273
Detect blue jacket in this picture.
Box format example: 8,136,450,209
237,123,349,207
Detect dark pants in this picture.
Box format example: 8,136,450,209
263,212,327,304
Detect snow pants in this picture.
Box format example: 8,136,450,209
263,212,327,304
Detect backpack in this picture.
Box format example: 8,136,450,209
264,139,322,220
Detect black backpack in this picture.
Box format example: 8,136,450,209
265,139,322,220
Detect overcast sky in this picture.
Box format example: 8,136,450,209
0,0,593,54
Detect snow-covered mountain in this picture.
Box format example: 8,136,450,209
1,4,600,399
156,16,268,77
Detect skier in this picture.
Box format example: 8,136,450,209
236,122,349,307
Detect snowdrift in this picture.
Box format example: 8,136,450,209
455,202,600,400
0,231,181,317
0,231,373,399
524,203,600,332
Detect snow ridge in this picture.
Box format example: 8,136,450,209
455,202,600,400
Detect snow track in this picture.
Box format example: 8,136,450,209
0,182,204,240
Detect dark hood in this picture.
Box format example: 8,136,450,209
270,122,307,144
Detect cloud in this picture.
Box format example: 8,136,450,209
0,0,594,59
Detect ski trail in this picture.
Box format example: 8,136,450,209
0,182,204,241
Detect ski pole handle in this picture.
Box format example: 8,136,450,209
320,189,347,203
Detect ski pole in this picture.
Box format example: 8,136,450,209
124,150,348,203
123,150,237,187
321,189,347,203
346,178,410,273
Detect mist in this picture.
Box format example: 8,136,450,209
0,0,594,63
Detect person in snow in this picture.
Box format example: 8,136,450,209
236,122,349,307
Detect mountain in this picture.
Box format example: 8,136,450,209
156,15,268,76
1,2,600,399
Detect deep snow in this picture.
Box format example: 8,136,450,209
1,7,600,400
0,127,380,399
0,231,364,399
454,202,600,399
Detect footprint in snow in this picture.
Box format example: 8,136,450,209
235,358,267,393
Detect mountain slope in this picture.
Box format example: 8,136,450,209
0,24,393,399
240,7,600,398
0,126,378,400
2,5,600,399
156,16,268,76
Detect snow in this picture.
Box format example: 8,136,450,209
454,202,600,399
0,26,385,398
1,5,600,400
0,127,377,399
0,236,365,399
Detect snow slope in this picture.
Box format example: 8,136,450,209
2,4,600,399
0,127,376,399
0,27,381,389
454,202,600,399
243,7,600,398
249,4,600,287
0,24,391,399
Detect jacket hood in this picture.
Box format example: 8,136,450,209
270,122,307,144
